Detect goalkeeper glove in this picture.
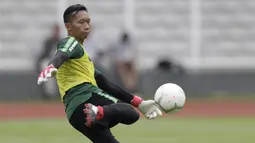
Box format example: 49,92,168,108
131,96,162,119
37,64,57,85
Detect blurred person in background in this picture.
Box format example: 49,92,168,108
156,58,185,77
37,4,162,143
111,32,138,93
35,24,61,99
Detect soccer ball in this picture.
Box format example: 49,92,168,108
154,83,186,113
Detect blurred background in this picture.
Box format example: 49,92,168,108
0,0,255,143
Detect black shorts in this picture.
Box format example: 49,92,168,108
69,92,121,143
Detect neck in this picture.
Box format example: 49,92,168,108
77,38,84,44
68,34,84,44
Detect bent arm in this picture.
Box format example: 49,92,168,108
48,51,69,69
49,38,84,68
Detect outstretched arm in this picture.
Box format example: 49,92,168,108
95,69,162,119
95,69,141,107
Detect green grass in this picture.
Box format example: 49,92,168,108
0,117,255,143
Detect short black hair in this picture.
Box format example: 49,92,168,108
63,4,88,23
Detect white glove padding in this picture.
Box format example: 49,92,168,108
37,64,58,85
138,100,162,119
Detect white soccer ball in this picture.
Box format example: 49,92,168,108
154,83,186,113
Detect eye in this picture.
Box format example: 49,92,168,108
79,21,84,24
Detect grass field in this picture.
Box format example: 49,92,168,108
0,117,255,143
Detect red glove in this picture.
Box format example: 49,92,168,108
37,64,57,85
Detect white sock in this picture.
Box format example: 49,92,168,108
91,104,98,114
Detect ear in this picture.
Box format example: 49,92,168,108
65,23,71,32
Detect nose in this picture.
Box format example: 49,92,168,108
85,23,90,30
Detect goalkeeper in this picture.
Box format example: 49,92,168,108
37,4,162,143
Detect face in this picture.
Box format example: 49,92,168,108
65,11,91,41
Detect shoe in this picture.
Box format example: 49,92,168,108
83,103,104,127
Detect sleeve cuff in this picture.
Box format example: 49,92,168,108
131,96,143,107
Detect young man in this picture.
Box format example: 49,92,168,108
37,4,162,143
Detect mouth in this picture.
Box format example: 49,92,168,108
83,31,89,35
82,32,89,38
